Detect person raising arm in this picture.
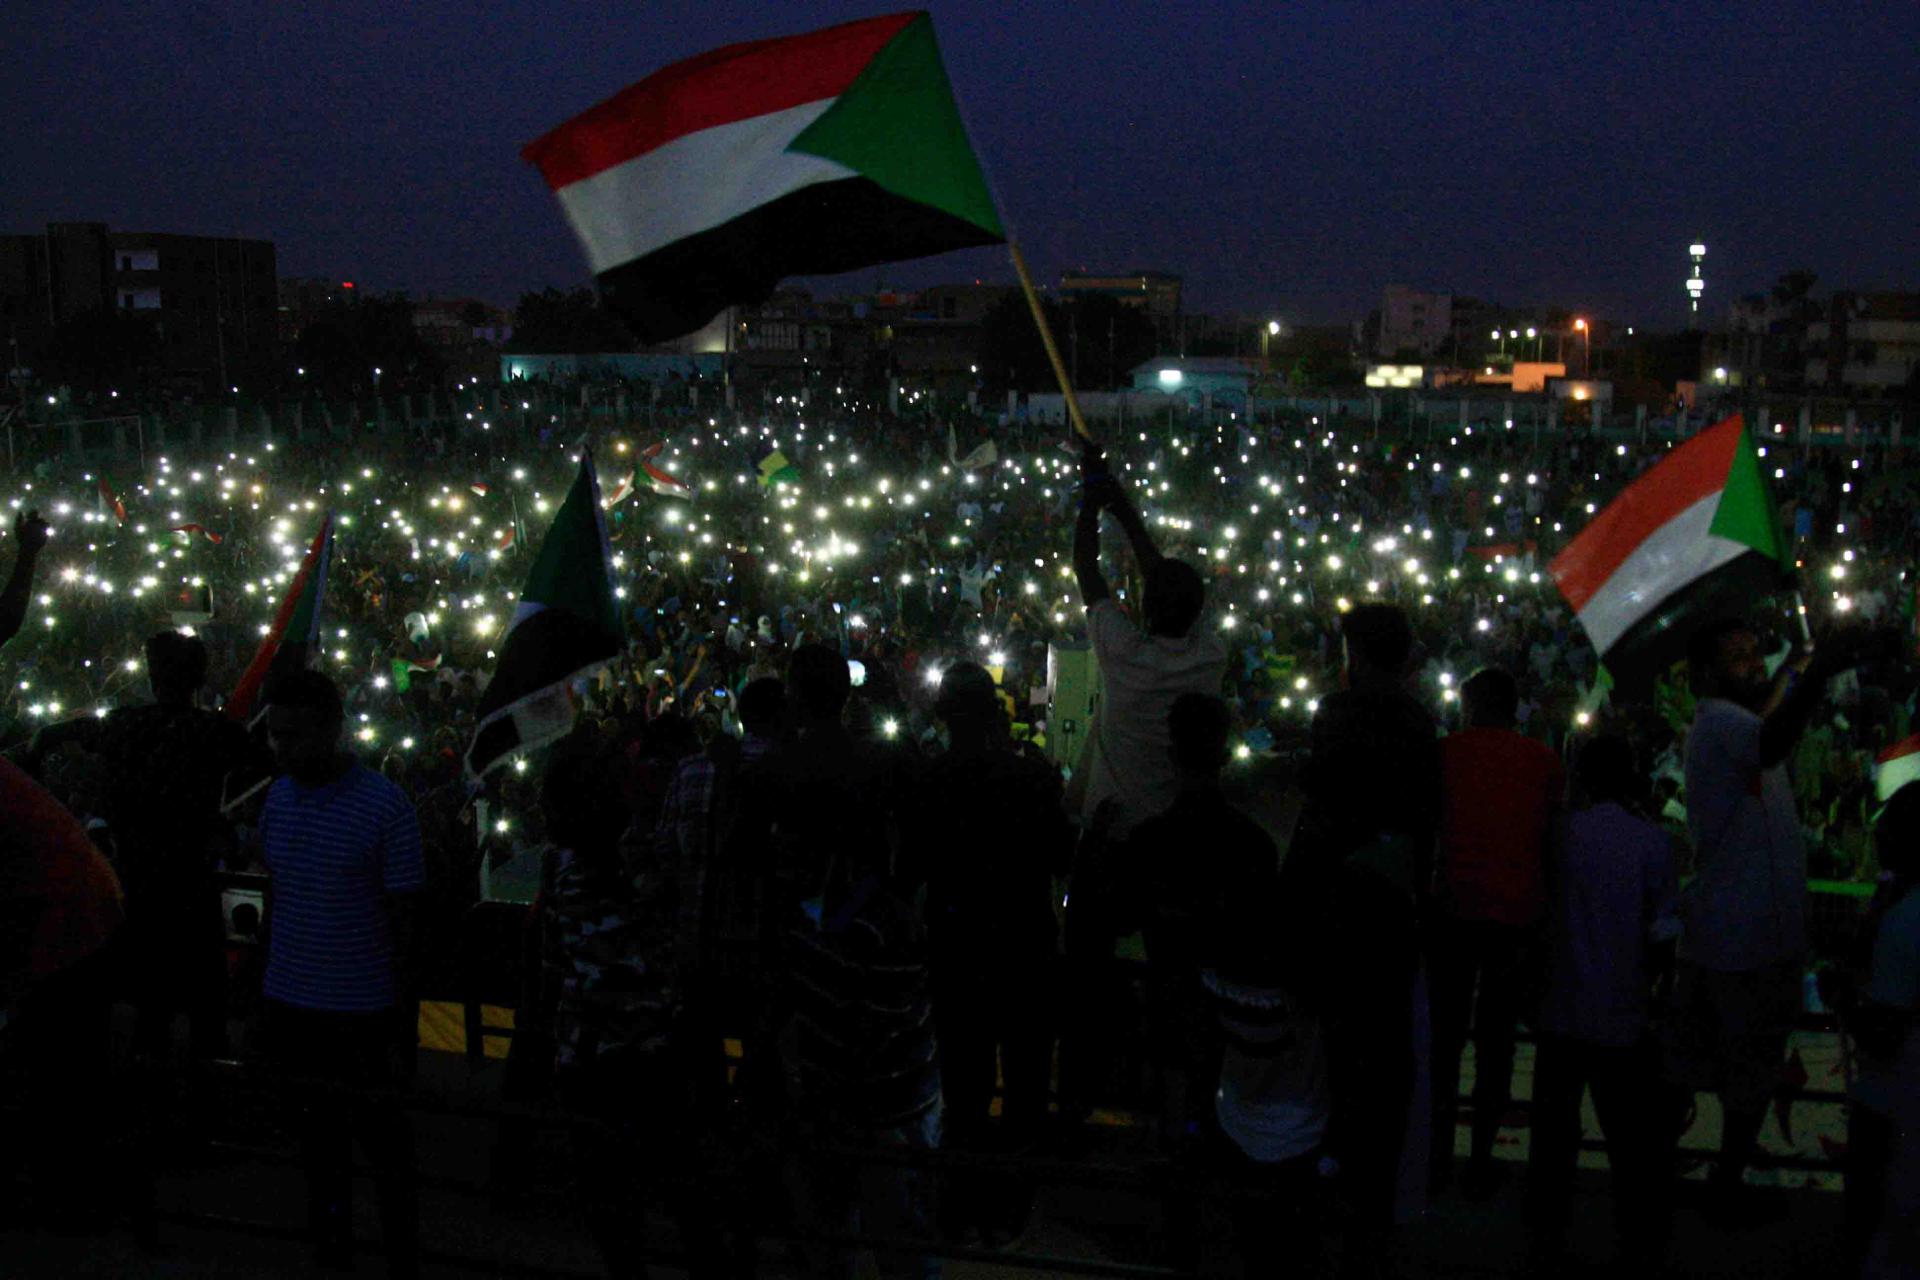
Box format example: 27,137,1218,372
1073,440,1162,610
0,509,51,649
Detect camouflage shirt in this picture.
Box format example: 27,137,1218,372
540,842,680,1069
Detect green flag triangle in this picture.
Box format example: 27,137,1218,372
520,455,621,642
1708,426,1790,567
788,13,1004,239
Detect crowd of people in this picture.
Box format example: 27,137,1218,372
1,383,1917,1278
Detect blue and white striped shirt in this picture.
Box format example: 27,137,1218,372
261,764,424,1012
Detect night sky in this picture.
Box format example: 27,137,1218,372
7,0,1916,327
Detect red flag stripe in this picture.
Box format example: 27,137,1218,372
521,12,917,190
1877,732,1920,765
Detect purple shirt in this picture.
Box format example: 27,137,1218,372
1538,802,1679,1047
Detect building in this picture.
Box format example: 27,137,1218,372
1128,355,1259,408
1058,270,1181,317
412,297,513,381
1806,292,1920,392
110,230,278,390
1,222,116,377
1377,285,1453,358
2,222,277,390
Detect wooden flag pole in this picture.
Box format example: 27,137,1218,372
1008,242,1093,441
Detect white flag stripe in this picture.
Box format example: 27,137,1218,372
553,100,853,274
1572,492,1748,655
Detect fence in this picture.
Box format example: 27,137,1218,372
9,381,1909,475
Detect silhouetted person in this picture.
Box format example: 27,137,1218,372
93,630,259,1058
1528,735,1677,1261
734,644,938,1278
918,661,1069,1241
0,507,49,649
1067,437,1227,1123
1429,666,1563,1196
1123,692,1278,1147
1289,603,1439,1253
259,671,423,1276
1677,618,1858,1224
538,732,731,1277
1843,781,1920,1275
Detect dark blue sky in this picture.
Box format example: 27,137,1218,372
7,1,1916,326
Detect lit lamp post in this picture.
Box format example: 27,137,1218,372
1573,319,1589,375
1261,318,1281,362
1525,327,1538,360
1491,328,1506,356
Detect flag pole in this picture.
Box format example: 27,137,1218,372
1008,242,1092,441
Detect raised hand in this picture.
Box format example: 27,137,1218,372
12,508,50,554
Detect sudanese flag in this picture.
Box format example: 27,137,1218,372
523,11,1004,345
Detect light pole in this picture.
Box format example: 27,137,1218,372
1525,327,1538,360
1492,328,1506,356
1261,319,1281,363
1573,319,1590,375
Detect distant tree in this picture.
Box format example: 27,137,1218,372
290,292,442,393
507,288,635,354
1061,295,1158,389
41,308,161,392
976,292,1065,395
1284,345,1359,390
1771,269,1819,316
1635,329,1706,389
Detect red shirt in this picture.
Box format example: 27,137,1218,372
1438,727,1564,927
0,759,124,989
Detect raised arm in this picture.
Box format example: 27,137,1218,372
1759,627,1866,768
1073,498,1110,608
0,510,50,649
1105,478,1163,575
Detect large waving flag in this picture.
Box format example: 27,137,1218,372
466,455,622,780
522,11,1005,345
1550,414,1790,691
226,512,333,724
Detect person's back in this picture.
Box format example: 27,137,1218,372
1303,683,1440,865
1082,600,1230,836
1129,785,1276,981
1528,737,1678,1256
1683,692,1806,971
98,700,254,876
93,631,260,1056
1539,798,1676,1047
919,732,1068,952
1071,440,1229,838
1842,782,1920,1274
1286,604,1433,1249
1438,722,1562,928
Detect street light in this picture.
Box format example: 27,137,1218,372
1573,319,1590,374
1261,319,1282,362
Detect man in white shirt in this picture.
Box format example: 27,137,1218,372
1060,437,1227,1123
1679,616,1860,1222
1071,441,1228,840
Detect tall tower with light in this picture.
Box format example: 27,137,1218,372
1686,242,1706,326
